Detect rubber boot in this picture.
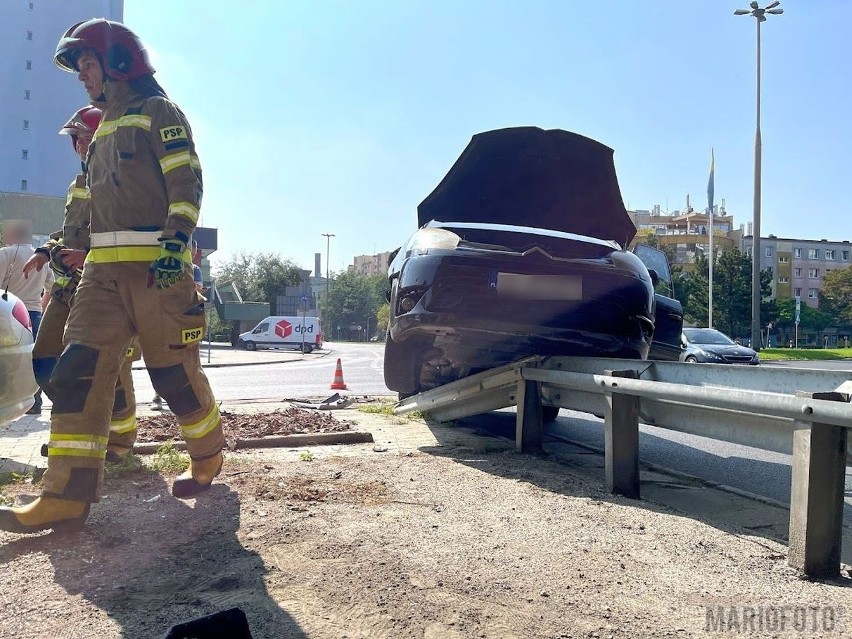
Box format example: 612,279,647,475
0,496,90,533
172,451,223,498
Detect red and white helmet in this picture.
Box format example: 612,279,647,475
54,18,155,81
59,105,102,148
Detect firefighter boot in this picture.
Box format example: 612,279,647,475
172,451,223,498
0,496,90,533
105,445,133,463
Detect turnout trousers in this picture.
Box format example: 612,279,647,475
42,262,223,502
33,284,140,453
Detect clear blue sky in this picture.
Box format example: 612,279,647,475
123,0,851,275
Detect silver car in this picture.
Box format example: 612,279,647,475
0,291,38,425
681,328,760,365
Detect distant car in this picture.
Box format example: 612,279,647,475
383,126,684,398
0,291,37,425
681,328,760,365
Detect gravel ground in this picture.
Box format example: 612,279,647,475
0,406,849,638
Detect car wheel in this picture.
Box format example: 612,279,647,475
542,405,560,423
384,334,421,396
684,355,697,363
244,341,256,351
301,344,313,354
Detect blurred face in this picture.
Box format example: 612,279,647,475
73,133,93,163
76,52,104,100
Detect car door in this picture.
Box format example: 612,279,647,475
632,244,684,361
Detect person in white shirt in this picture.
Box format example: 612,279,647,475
0,221,54,329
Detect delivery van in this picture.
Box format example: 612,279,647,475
238,316,323,353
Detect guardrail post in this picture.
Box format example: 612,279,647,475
516,379,543,452
604,369,640,499
787,389,849,578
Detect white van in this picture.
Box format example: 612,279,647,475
238,316,323,353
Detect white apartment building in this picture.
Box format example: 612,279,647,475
1,0,123,202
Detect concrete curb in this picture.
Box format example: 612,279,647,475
131,430,374,454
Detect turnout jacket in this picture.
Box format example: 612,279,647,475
87,80,202,255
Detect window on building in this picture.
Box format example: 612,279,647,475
765,246,772,257
809,268,819,278
22,119,29,130
25,60,32,70
825,249,835,260
794,268,802,277
778,255,789,263
24,89,31,100
808,288,818,299
794,248,802,258
20,179,28,191
794,287,802,297
745,248,752,258
26,31,33,41
825,269,832,275
808,249,819,259
843,250,850,261
778,276,789,284
21,150,28,160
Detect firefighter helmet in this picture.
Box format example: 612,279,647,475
59,106,103,148
54,18,155,81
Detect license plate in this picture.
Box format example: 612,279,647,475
496,273,582,300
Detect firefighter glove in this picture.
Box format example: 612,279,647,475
148,233,188,289
49,243,72,276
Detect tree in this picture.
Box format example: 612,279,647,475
820,266,852,325
321,271,388,340
214,251,304,314
674,247,775,339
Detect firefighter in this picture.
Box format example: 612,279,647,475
23,106,140,461
0,19,224,533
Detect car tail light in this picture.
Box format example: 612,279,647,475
11,299,31,331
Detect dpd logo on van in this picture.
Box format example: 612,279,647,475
275,320,293,338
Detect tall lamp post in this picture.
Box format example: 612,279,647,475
735,1,783,350
321,232,335,319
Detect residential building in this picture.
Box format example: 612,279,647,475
1,1,123,234
350,251,393,277
630,203,736,271
741,235,852,308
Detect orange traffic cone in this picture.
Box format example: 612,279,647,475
330,358,348,390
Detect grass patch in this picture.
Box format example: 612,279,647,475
104,453,146,477
358,402,423,421
147,441,190,474
299,450,315,462
759,348,852,361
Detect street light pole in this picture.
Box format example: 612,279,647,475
321,232,335,317
735,1,783,350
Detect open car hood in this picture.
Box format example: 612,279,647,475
418,127,636,248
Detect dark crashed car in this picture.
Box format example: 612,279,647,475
384,126,683,398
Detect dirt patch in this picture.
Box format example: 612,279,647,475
0,414,848,639
136,408,354,445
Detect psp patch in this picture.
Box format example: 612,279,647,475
160,125,188,143
181,327,204,344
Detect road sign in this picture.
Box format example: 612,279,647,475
795,296,801,325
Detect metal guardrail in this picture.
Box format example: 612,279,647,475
395,357,851,578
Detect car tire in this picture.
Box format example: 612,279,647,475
542,405,560,423
244,341,256,351
301,344,313,354
684,355,697,363
384,334,421,396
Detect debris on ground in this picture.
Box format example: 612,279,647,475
136,407,354,443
